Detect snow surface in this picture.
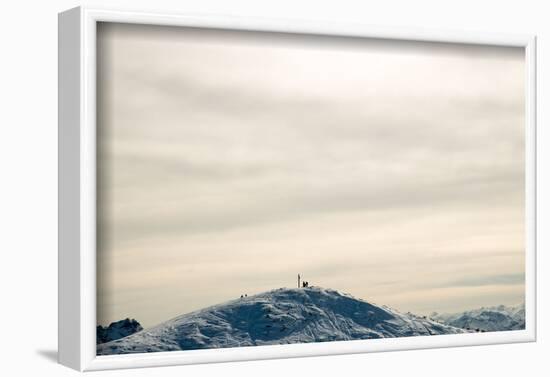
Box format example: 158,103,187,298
431,303,525,332
97,287,465,355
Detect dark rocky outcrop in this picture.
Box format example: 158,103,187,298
97,318,143,344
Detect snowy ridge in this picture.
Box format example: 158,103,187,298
97,287,465,355
431,303,525,332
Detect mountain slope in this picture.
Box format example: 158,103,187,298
98,287,465,355
431,303,525,332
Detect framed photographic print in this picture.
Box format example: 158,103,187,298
58,6,537,371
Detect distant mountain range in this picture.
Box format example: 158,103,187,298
431,303,525,332
97,287,465,355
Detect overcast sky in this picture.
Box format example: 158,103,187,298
97,23,525,328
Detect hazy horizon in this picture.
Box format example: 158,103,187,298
97,23,525,329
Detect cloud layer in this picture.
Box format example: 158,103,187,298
97,23,525,328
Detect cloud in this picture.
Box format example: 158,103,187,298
96,23,525,328
444,273,525,288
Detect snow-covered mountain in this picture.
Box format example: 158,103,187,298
97,287,464,355
431,303,525,332
97,318,143,344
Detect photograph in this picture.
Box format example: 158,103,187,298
95,22,526,356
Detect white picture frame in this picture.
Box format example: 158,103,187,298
58,6,537,371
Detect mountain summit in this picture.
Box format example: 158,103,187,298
97,287,464,355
